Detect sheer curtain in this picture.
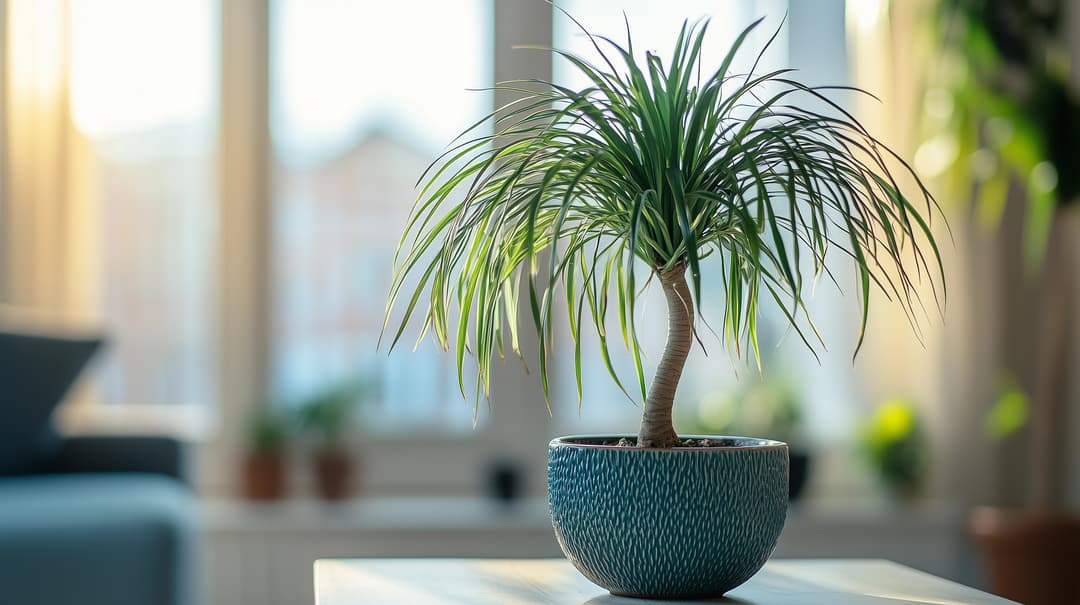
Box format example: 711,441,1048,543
1,0,83,312
0,0,220,418
848,0,1080,507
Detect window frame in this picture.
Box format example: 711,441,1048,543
199,0,559,498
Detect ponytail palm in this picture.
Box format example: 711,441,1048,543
384,18,943,448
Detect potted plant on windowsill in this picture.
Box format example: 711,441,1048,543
243,408,293,500
297,382,362,500
385,16,943,599
861,398,929,501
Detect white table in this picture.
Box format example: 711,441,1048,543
314,558,1017,604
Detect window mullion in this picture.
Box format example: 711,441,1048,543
206,0,271,493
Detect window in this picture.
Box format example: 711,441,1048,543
269,0,493,432
1,0,867,496
69,0,219,406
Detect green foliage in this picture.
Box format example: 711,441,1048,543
250,408,294,454
296,381,364,444
984,375,1029,440
860,398,926,493
385,16,943,419
929,0,1077,266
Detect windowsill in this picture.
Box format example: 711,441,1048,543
199,494,965,533
57,402,217,441
198,496,980,598
199,496,554,532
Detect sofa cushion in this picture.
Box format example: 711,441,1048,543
0,473,195,605
0,331,102,474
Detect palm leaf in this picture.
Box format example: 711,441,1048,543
384,17,944,416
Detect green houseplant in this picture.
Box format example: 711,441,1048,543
861,398,928,499
385,16,942,599
243,407,294,500
297,382,363,500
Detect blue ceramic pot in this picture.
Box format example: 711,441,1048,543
548,435,788,599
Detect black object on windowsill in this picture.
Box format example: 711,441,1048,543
788,450,811,501
487,460,523,505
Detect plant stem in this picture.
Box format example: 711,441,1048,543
638,263,693,448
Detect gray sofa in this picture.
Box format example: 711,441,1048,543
0,329,197,605
0,436,196,605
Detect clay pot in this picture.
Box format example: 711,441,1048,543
314,449,353,500
244,452,287,500
970,507,1080,605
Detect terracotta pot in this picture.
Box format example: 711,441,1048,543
970,507,1080,605
243,452,287,500
314,450,353,500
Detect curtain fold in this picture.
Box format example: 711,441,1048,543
1,0,99,316
849,0,1080,507
845,0,961,498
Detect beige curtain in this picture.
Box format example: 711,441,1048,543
849,0,1080,507
845,0,962,498
1,0,98,317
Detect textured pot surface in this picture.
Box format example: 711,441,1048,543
548,435,788,599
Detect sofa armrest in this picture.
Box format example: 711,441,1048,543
45,436,188,483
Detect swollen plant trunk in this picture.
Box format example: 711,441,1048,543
638,263,694,448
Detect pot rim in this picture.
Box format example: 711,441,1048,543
550,434,787,451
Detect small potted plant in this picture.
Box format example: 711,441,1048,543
860,398,928,500
297,382,362,500
385,16,943,599
243,408,292,500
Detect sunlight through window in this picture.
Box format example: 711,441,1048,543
270,0,492,432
